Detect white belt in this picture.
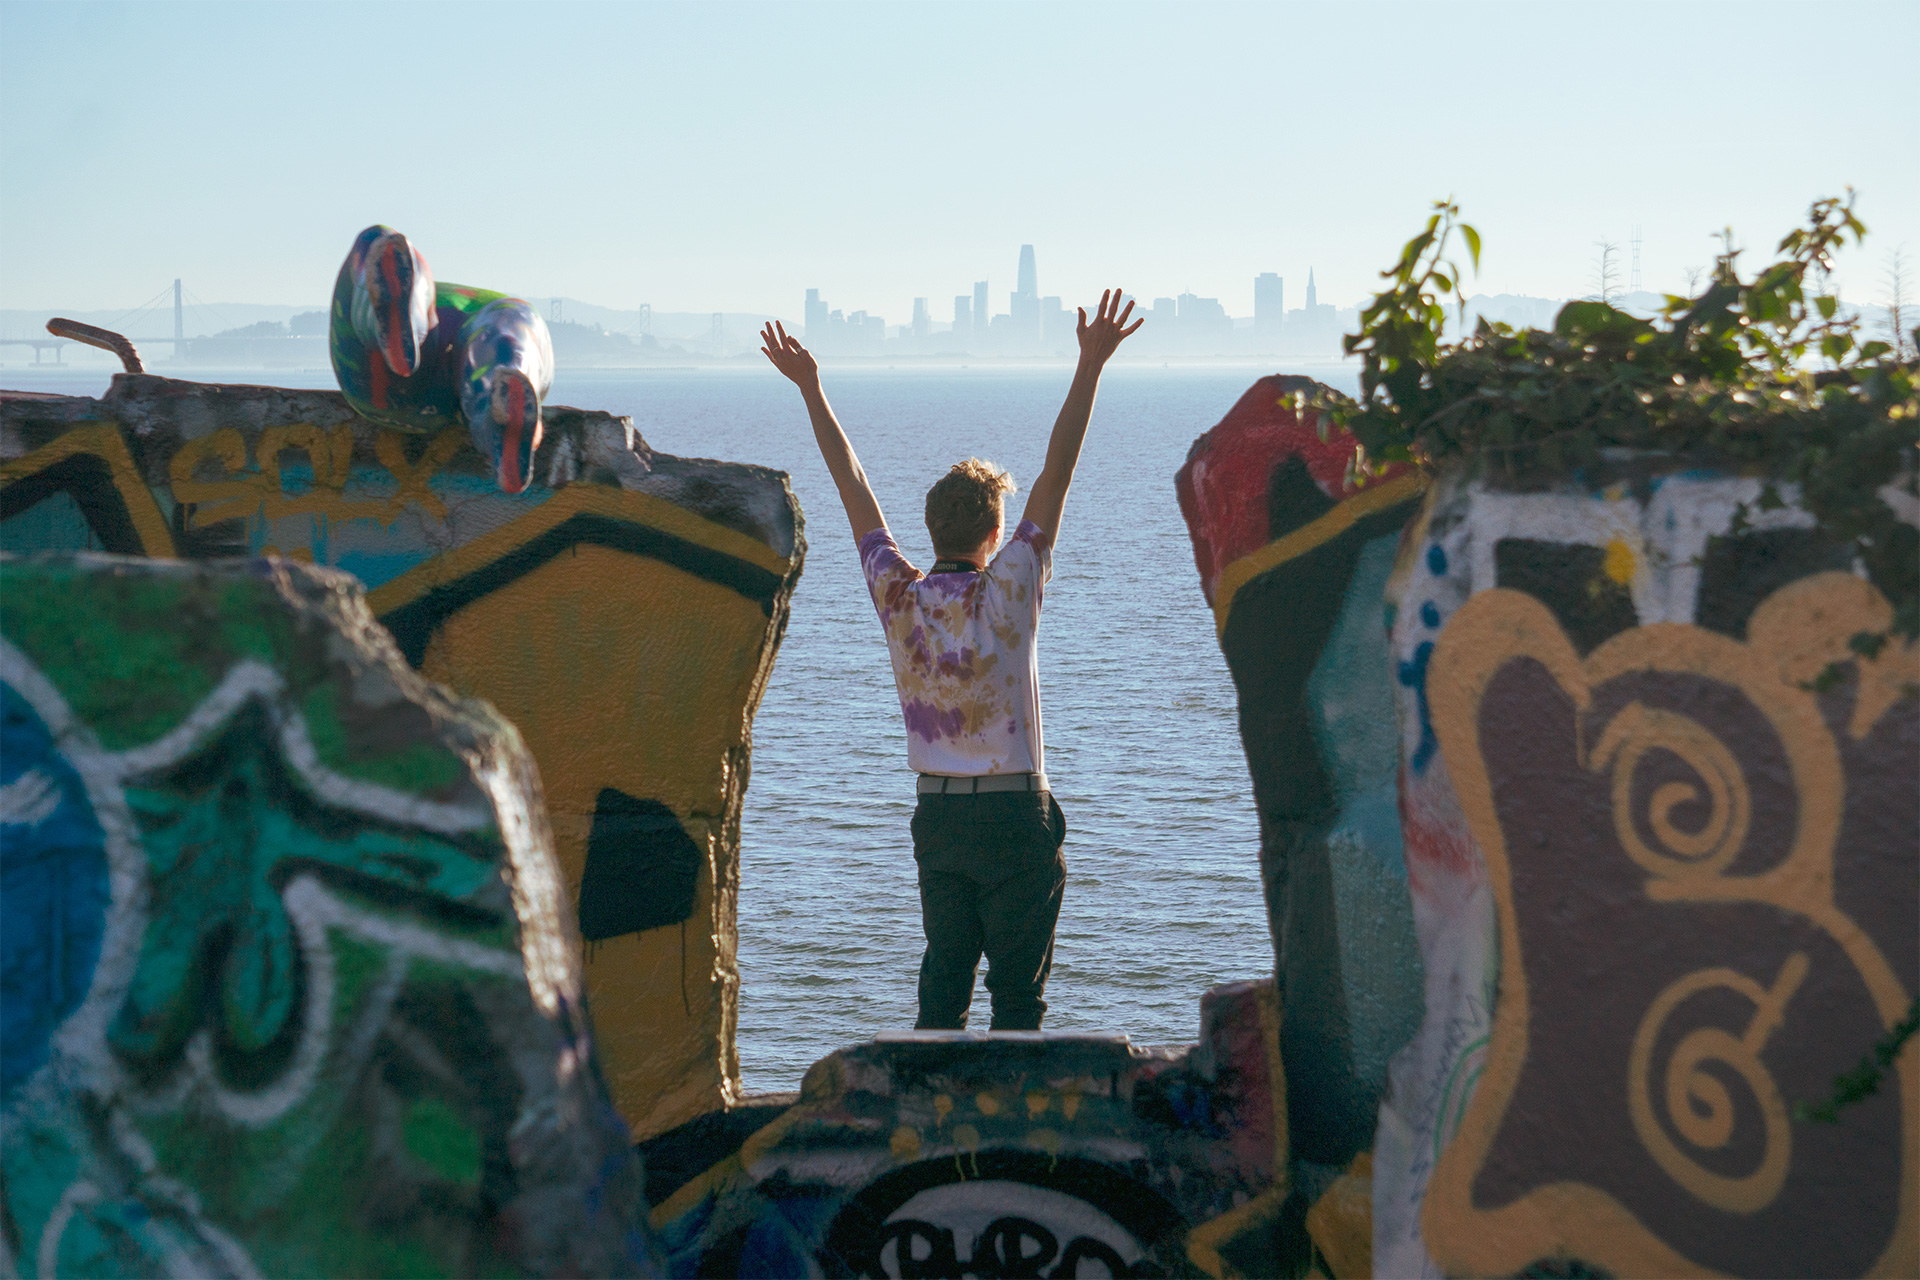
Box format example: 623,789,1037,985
917,772,1050,795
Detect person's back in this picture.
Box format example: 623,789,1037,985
860,492,1050,779
760,290,1141,1029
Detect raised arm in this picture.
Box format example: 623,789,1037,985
1021,289,1142,540
760,321,886,541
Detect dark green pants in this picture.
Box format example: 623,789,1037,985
911,790,1067,1031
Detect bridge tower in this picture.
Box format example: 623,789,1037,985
174,279,183,344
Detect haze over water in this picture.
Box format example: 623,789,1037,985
2,361,1359,1092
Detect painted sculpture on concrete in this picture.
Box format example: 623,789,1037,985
330,224,555,494
1175,374,1428,1178
640,980,1296,1278
1380,468,1917,1279
1179,375,1917,1277
1,376,805,1142
0,554,651,1277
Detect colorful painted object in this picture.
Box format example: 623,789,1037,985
640,980,1294,1278
1175,375,1428,1174
1,376,804,1142
329,225,554,494
1376,467,1918,1278
0,554,653,1278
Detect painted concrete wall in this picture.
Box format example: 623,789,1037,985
639,980,1300,1278
0,554,651,1277
0,375,805,1141
1179,377,1917,1277
1380,467,1918,1279
1175,375,1428,1178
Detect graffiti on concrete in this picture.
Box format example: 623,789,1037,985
1377,468,1919,1278
638,980,1293,1278
1175,375,1428,1172
827,1152,1182,1278
0,554,648,1277
1,374,806,1139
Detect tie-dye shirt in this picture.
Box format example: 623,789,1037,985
858,519,1053,777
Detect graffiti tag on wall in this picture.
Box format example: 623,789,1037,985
1,382,805,1140
640,984,1293,1278
1420,575,1917,1277
0,557,647,1277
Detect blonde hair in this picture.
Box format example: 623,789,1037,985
925,457,1015,556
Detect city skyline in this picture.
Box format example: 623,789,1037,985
3,4,1914,321
801,243,1354,357
8,225,1908,368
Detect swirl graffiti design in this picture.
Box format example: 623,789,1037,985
1591,702,1749,881
1627,954,1809,1215
1417,580,1917,1278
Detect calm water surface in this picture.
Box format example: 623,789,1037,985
6,359,1359,1092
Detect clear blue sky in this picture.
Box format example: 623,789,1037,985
4,1,1916,322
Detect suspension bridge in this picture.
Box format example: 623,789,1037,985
0,279,317,365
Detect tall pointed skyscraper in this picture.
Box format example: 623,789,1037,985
1306,269,1317,310
1009,245,1041,350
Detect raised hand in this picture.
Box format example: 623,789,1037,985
1075,289,1144,367
760,321,820,391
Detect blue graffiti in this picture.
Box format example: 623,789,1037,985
739,1195,839,1279
1397,641,1438,774
1426,544,1448,577
1,683,110,1097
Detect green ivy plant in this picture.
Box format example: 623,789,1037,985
1318,192,1920,638
1795,997,1920,1125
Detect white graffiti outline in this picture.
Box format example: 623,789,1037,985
1460,475,1819,629
34,1175,262,1280
2,638,154,1105
0,639,503,1105
108,657,491,835
0,638,528,1278
0,768,62,827
37,1180,100,1280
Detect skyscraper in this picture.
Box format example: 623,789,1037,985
973,281,989,343
912,297,930,341
1152,297,1177,342
1041,296,1068,351
1012,246,1040,350
1255,273,1284,334
1178,293,1232,352
805,289,828,343
1306,270,1317,311
953,294,972,340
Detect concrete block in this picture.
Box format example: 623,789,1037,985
0,554,652,1277
1,374,807,1140
640,980,1291,1278
1379,467,1918,1278
1175,375,1428,1171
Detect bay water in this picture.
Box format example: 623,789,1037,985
3,359,1360,1092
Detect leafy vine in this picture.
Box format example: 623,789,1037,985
1317,192,1920,638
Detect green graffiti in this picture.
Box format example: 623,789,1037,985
110,732,502,1065
404,1096,483,1187
301,684,467,796
0,564,293,748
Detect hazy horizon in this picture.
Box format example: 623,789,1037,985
4,2,1917,326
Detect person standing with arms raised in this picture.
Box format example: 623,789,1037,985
760,291,1142,1030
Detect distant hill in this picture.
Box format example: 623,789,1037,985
1454,290,1897,339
